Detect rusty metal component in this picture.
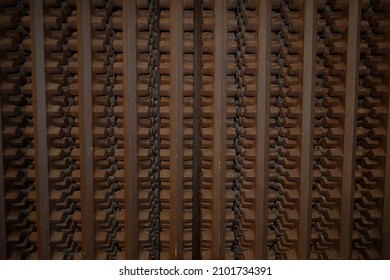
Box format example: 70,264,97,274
0,0,390,260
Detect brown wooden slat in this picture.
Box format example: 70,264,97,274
0,148,4,259
340,0,360,259
212,0,227,259
0,65,5,261
298,0,316,260
383,77,390,259
192,0,202,259
192,0,202,260
0,3,6,256
31,0,50,260
255,0,271,260
383,20,390,260
170,0,184,259
77,0,95,259
123,0,139,260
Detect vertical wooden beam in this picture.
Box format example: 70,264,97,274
31,0,51,260
0,64,6,261
255,0,271,260
192,0,202,260
383,76,390,260
213,0,227,259
0,123,5,259
170,0,184,259
123,0,139,259
298,0,316,260
382,24,390,260
77,0,95,259
0,5,6,256
340,0,360,259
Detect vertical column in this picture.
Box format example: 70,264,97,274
0,74,5,261
383,26,390,259
298,0,316,260
77,0,95,259
0,7,6,260
170,0,184,259
123,0,139,259
213,0,227,259
267,0,304,259
31,0,50,260
384,80,390,259
192,0,202,260
340,0,360,259
0,5,5,254
255,0,271,260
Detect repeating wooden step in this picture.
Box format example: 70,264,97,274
0,0,389,260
